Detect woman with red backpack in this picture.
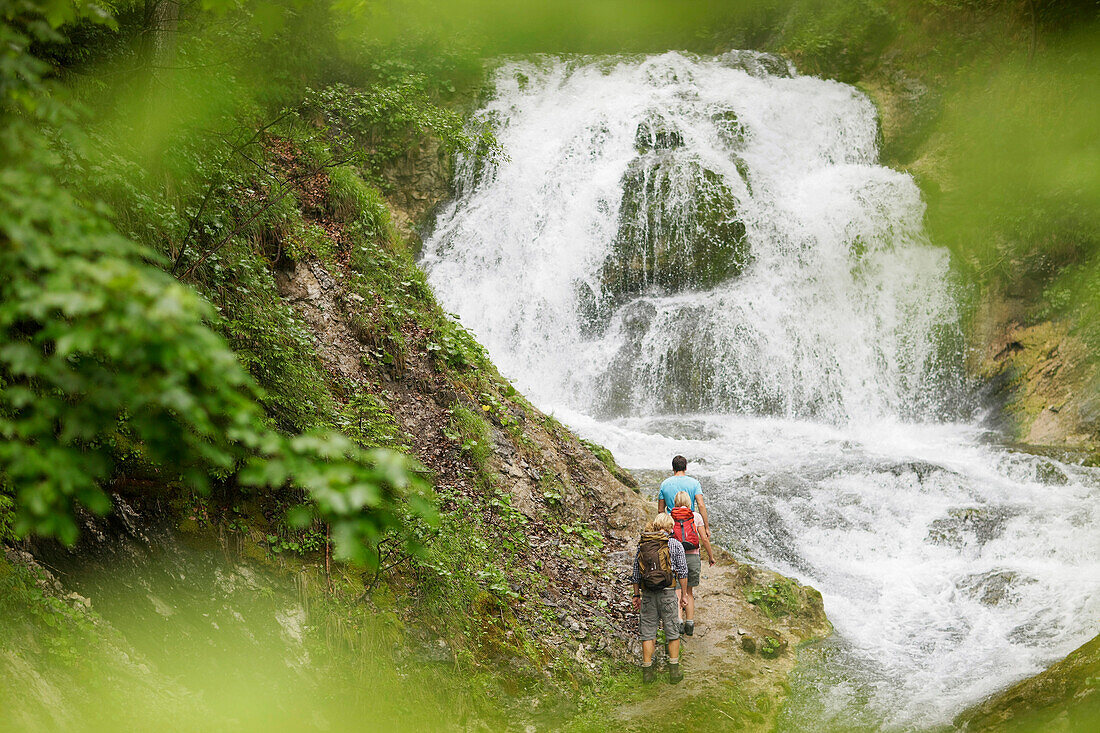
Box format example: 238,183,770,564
671,490,716,637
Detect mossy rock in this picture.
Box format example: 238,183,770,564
956,632,1100,731
634,114,684,152
744,579,801,619
711,108,748,150
601,156,749,299
580,439,639,489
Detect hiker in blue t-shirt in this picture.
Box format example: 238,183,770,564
657,455,710,537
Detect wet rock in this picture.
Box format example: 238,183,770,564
602,157,749,298
881,459,944,482
1034,459,1069,486
65,592,92,610
956,632,1100,731
634,115,684,151
717,50,793,78
957,570,1034,606
738,626,786,658
414,638,453,664
927,507,1016,549
711,108,748,150
432,387,459,407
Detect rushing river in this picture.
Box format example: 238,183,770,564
422,52,1100,728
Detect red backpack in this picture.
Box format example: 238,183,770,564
670,507,699,550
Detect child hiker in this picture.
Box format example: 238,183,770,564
632,513,689,684
671,490,716,636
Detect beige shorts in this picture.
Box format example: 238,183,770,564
639,587,680,642
686,553,702,587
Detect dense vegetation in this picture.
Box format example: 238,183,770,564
1,0,1096,728
0,0,486,551
3,0,1095,566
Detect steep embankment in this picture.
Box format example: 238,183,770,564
2,130,830,730
279,137,833,727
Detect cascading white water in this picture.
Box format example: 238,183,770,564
425,51,961,423
422,52,1100,728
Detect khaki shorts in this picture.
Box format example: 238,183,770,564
686,553,702,587
639,587,680,642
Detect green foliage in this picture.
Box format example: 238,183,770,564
304,81,489,185
265,527,326,556
561,521,604,549
446,405,494,475
426,318,489,371
777,0,896,81
539,473,565,506
327,164,395,237
0,557,99,672
0,492,14,542
0,1,441,559
745,579,801,618
926,30,1100,337
336,385,407,449
0,169,254,542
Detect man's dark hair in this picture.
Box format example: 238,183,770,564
672,455,687,472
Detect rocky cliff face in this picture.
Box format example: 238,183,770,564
863,77,1100,461
381,136,453,253
970,289,1100,455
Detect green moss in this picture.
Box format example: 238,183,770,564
745,579,801,619
580,440,639,489
446,405,495,480
327,164,398,247
0,493,14,543
776,0,896,83
604,159,749,298
956,632,1100,732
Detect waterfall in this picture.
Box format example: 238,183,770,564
424,51,963,425
422,52,1100,728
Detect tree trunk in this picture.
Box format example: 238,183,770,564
140,0,181,70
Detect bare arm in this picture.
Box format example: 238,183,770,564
696,494,710,533
657,497,666,514
699,522,716,565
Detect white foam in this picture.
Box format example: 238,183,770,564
422,52,1100,726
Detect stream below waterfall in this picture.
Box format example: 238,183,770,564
422,52,1100,729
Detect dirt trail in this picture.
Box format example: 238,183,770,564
614,545,832,731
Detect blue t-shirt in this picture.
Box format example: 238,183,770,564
658,475,702,512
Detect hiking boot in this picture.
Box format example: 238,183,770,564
642,664,656,684
668,662,683,684
684,621,695,637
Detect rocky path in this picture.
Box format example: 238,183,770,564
613,547,831,731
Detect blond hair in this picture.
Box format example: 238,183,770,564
652,513,674,533
674,491,691,508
